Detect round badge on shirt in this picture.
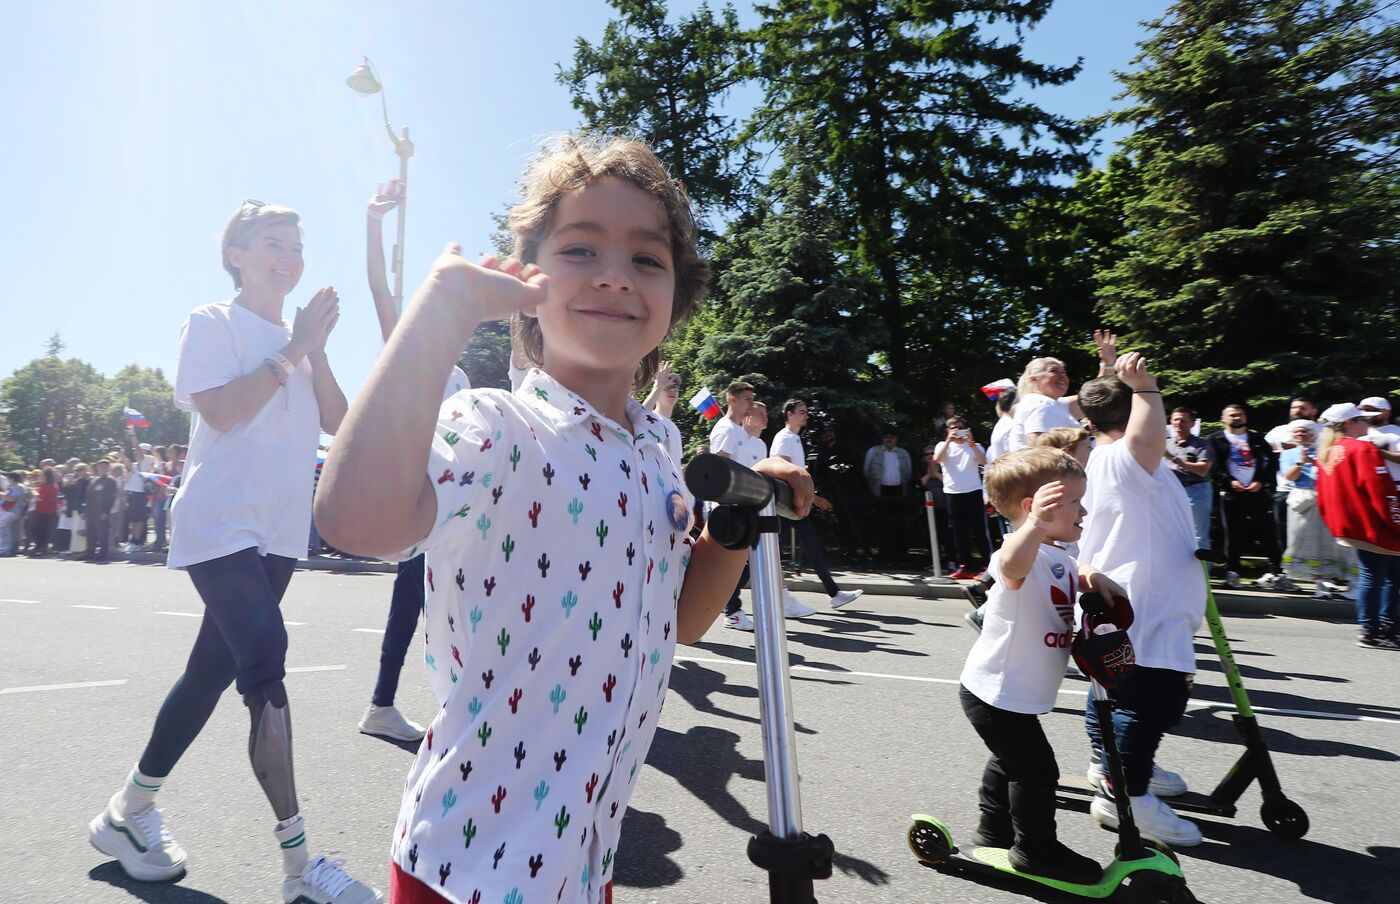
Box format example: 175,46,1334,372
665,488,690,532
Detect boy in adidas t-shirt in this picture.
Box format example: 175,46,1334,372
958,446,1125,884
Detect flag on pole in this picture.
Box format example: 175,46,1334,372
124,407,150,429
980,379,1015,401
688,387,722,420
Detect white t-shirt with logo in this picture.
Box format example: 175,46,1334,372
169,301,321,569
961,543,1077,714
934,440,985,494
708,416,748,458
734,434,767,469
1079,439,1205,673
770,427,805,469
1224,431,1257,486
1011,393,1080,451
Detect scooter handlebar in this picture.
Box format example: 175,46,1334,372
685,453,794,512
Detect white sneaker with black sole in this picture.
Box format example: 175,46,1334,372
829,589,863,609
1087,761,1188,798
89,796,187,881
358,704,425,743
1091,792,1202,847
1254,572,1281,590
283,855,381,903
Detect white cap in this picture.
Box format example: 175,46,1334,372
138,442,153,451
1319,403,1372,426
1359,396,1391,412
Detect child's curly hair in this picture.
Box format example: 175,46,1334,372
508,133,709,389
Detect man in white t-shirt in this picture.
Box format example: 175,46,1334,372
934,415,992,579
772,399,863,610
1361,397,1400,485
1075,352,1205,848
1263,396,1320,553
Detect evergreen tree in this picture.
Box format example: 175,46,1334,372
666,150,888,451
749,0,1090,416
1095,0,1400,409
558,0,756,234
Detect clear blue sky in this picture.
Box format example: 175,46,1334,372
4,0,1169,415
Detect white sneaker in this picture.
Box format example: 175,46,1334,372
725,611,755,631
89,797,187,882
358,704,425,743
1091,792,1202,847
283,855,381,903
1319,580,1354,600
829,589,863,609
782,590,817,618
1087,762,1188,798
1254,572,1280,590
1225,571,1242,589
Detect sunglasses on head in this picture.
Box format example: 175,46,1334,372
243,198,266,209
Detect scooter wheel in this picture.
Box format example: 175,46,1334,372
906,818,953,865
1118,871,1196,903
1260,796,1309,839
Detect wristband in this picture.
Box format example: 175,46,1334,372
271,351,295,375
264,356,291,385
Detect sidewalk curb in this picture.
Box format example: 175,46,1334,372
108,550,1354,620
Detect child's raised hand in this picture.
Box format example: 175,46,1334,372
1115,351,1158,392
417,245,550,328
368,179,404,219
753,457,814,519
1029,480,1065,526
1094,328,1118,366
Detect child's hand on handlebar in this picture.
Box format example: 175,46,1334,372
1081,569,1129,607
753,457,814,519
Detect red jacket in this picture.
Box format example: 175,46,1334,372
1317,436,1400,555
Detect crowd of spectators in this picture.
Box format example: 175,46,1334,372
0,437,186,560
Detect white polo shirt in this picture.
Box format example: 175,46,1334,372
393,368,694,904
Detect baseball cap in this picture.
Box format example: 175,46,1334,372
1359,396,1392,412
1286,419,1318,436
1319,402,1372,426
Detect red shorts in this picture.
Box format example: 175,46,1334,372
391,863,613,903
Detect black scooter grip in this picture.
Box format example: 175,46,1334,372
685,453,793,511
1196,548,1228,566
1079,591,1107,616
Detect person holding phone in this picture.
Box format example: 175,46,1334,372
934,415,992,580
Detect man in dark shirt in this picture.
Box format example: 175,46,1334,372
810,424,874,561
60,462,91,553
85,460,118,562
1207,404,1288,590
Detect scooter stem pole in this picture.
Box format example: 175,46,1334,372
749,496,805,839
1200,563,1255,718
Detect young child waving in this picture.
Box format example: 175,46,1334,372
959,446,1126,884
316,135,811,904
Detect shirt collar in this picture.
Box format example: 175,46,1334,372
516,367,662,450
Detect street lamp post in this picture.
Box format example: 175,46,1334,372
346,57,414,315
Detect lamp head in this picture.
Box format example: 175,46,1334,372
346,58,382,95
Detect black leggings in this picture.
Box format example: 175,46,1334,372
138,548,296,778
946,490,992,571
960,685,1061,850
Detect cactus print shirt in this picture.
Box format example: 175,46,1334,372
391,368,694,904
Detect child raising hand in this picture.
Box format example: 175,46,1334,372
318,135,810,904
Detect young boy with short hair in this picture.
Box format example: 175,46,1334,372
958,446,1126,883
1074,352,1205,847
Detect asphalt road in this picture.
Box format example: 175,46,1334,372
2,557,1396,904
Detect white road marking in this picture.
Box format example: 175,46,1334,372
72,605,118,610
286,665,347,674
154,611,202,618
353,628,385,634
673,654,1400,726
1,598,42,604
284,621,306,626
0,679,128,695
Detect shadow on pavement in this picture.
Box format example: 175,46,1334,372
637,724,890,888
88,863,227,903
615,806,684,888
1185,820,1397,904
1174,706,1399,762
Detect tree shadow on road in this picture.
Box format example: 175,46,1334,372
88,863,228,903
1173,705,1399,762
637,724,890,888
1184,821,1398,904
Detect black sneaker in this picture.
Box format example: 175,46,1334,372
1357,633,1389,649
1009,840,1102,885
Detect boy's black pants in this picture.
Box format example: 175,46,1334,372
960,685,1060,850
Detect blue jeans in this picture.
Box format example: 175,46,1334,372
1354,548,1400,635
1084,666,1191,797
1182,481,1212,551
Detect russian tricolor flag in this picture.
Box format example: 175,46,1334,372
688,387,721,420
980,379,1015,401
124,407,150,429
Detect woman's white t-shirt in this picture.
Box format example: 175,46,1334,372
1011,393,1080,450
960,543,1077,714
168,301,320,569
934,440,985,494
